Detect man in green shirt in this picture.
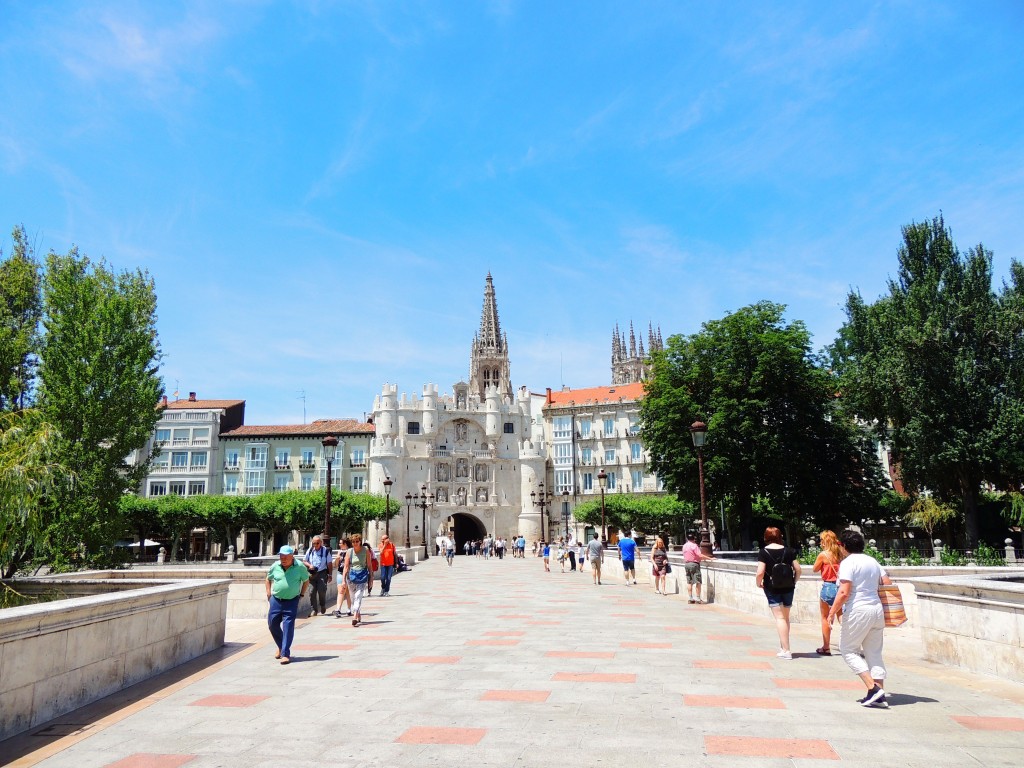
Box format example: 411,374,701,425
266,545,309,664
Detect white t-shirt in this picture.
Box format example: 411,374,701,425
837,553,888,611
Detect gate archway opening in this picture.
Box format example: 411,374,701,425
451,512,487,555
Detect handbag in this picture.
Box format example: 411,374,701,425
878,584,907,627
664,561,672,574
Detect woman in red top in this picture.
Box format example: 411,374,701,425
378,534,397,597
813,530,842,655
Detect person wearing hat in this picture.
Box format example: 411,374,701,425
265,545,309,664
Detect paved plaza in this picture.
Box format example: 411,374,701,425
5,556,1024,768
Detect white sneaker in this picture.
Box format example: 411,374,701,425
776,650,793,660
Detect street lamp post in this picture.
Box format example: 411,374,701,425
321,435,338,543
530,482,553,542
597,469,608,543
690,421,712,558
562,489,570,539
405,492,413,549
416,486,434,559
383,477,393,537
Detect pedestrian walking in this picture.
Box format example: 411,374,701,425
576,542,585,573
343,533,373,627
265,545,309,665
617,532,638,585
755,527,801,660
556,541,566,572
542,541,551,571
332,538,352,618
464,540,471,557
302,535,332,616
813,530,842,654
517,535,526,558
828,530,892,707
444,534,456,565
377,534,396,597
586,532,604,585
650,536,669,594
682,533,714,603
567,543,576,571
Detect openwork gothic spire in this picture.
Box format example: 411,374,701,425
611,320,662,385
469,273,512,399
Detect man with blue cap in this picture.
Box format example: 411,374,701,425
265,545,309,664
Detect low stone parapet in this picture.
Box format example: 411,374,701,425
0,577,228,741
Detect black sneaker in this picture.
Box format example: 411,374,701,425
858,686,887,707
333,610,342,618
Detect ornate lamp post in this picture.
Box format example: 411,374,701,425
530,482,553,542
405,492,413,548
321,435,338,542
690,421,712,557
383,477,393,537
562,489,570,539
597,469,608,543
416,485,434,559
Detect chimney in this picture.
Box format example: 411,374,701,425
546,387,552,404
188,392,197,402
161,395,168,407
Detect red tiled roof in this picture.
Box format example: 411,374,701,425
543,382,645,407
221,419,375,438
164,399,245,410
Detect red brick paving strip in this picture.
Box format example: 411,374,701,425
750,649,779,656
408,656,462,664
705,736,838,759
190,695,268,708
684,694,785,709
693,660,772,670
396,727,487,745
952,716,1024,731
105,756,196,768
552,672,636,683
467,639,520,646
772,678,863,690
664,626,695,631
330,670,391,678
480,690,551,702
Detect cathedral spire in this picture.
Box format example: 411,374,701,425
469,274,511,399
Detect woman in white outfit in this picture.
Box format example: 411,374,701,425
827,529,892,708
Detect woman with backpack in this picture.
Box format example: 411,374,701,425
332,538,352,618
813,530,843,654
755,526,802,660
342,533,374,627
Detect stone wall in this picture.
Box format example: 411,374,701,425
0,578,228,741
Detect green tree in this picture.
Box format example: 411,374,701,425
0,226,42,412
832,216,1024,547
642,302,883,548
572,494,694,540
38,248,163,564
0,410,65,576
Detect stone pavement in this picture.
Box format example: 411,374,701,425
5,556,1024,768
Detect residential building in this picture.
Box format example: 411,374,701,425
138,393,245,498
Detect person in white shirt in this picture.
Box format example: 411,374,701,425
828,530,893,708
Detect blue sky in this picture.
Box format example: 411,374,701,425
2,2,1022,425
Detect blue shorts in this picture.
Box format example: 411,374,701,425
622,559,635,571
819,581,838,606
764,588,795,608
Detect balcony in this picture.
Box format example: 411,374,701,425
349,460,367,468
158,411,218,423
299,463,316,470
274,463,291,471
223,464,240,471
429,448,450,458
191,438,211,447
169,465,208,474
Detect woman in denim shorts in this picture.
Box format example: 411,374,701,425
755,527,802,660
813,530,842,655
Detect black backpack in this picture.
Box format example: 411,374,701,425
767,547,795,590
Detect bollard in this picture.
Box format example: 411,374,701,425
157,546,166,564
226,545,236,563
1006,539,1018,565
932,539,943,564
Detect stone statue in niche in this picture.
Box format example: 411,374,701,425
455,422,468,442
476,487,488,502
455,487,467,505
436,487,449,503
456,458,469,478
474,463,487,481
436,463,450,482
